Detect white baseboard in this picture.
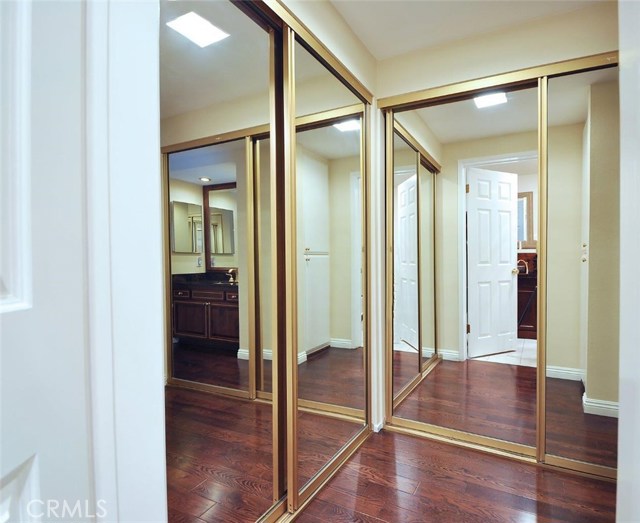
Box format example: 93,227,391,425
330,338,357,349
237,348,306,364
422,346,436,358
583,393,619,418
373,422,384,432
546,366,584,381
439,349,461,361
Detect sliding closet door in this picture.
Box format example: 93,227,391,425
289,37,368,509
544,67,619,475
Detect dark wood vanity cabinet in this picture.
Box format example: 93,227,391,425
517,253,537,339
172,284,239,346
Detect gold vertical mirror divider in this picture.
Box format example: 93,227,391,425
380,52,619,478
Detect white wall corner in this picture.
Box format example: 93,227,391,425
298,351,307,365
582,393,619,418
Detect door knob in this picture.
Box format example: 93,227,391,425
512,268,519,275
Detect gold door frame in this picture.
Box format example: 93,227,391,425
381,51,619,478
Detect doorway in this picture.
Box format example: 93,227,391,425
462,153,538,368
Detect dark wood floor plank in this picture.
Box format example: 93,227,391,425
300,431,616,523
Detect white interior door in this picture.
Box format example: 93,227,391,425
467,167,518,358
395,175,419,350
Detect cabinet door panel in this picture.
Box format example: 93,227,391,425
209,304,240,341
174,301,208,338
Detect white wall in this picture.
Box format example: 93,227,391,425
617,1,640,519
585,81,620,403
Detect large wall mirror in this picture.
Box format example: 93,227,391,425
545,66,619,474
382,54,619,477
161,0,282,520
291,38,368,508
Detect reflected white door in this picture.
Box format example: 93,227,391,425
467,167,518,358
396,175,419,350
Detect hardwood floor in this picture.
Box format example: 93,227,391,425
395,360,618,468
546,377,618,468
165,387,364,522
393,350,421,397
299,347,365,409
395,359,538,446
173,345,367,410
173,343,250,390
298,430,616,523
165,388,272,522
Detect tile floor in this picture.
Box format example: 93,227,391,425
473,338,537,367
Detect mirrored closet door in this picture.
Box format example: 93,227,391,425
544,66,619,475
290,38,369,509
382,53,619,477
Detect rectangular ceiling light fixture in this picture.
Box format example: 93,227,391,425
333,119,361,132
473,92,507,109
166,12,229,48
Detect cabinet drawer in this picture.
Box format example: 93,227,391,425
173,289,190,299
225,291,238,302
192,289,225,301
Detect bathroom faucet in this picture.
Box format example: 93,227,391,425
227,268,237,284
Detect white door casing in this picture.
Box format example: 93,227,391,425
467,167,518,358
394,174,419,350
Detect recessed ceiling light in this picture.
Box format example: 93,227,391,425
474,92,507,109
166,12,229,48
199,177,211,182
333,120,360,132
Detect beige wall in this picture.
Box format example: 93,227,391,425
547,124,586,370
329,155,360,345
169,179,206,275
585,81,620,402
377,3,618,98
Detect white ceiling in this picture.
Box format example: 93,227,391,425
329,0,612,61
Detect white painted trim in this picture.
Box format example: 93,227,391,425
546,366,584,381
331,338,356,349
85,2,119,521
369,103,386,431
373,422,384,432
86,2,167,522
582,394,619,418
458,151,538,362
438,349,462,361
238,348,273,360
238,348,306,364
0,0,32,314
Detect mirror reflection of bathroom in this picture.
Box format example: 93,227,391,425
545,66,619,470
161,0,280,519
294,39,367,493
168,139,246,391
392,85,540,448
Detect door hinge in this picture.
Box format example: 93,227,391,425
465,183,470,194
466,323,471,334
